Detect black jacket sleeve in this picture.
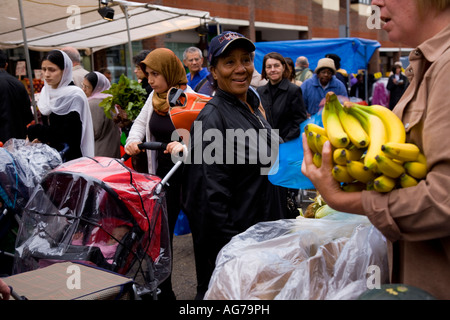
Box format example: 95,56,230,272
284,84,307,142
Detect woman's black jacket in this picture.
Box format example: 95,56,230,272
257,78,307,142
182,88,288,255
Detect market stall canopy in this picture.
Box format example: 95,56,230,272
254,37,381,75
0,0,212,53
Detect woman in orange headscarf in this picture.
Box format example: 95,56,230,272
125,48,196,300
125,48,192,166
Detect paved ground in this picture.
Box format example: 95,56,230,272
171,233,197,300
169,191,313,301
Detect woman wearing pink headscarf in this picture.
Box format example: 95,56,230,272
82,71,121,158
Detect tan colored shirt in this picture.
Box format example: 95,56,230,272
72,65,89,88
361,24,450,299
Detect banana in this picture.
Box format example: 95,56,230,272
346,144,366,161
381,142,420,162
375,154,405,178
373,175,396,193
346,160,376,183
399,173,419,188
347,106,387,171
333,148,348,165
324,96,349,148
404,161,427,179
332,164,354,183
341,181,366,192
338,107,370,148
322,91,336,128
307,131,319,154
416,152,427,165
313,152,322,168
315,134,329,154
355,104,406,144
304,123,327,137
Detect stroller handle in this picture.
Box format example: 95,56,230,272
121,142,168,162
138,142,168,150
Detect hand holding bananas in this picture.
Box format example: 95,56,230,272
301,124,364,214
303,92,427,193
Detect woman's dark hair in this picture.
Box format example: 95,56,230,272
133,50,151,65
260,52,291,80
134,49,151,77
284,57,296,81
325,53,341,70
84,71,98,90
42,50,65,70
392,65,401,73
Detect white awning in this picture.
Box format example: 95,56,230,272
378,47,413,53
0,0,212,53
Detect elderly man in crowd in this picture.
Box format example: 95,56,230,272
62,46,89,88
300,57,348,117
295,56,313,83
183,46,210,90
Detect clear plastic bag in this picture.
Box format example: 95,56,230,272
205,212,389,300
3,138,62,188
0,139,62,214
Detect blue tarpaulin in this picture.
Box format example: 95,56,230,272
263,38,380,189
269,112,324,189
254,37,381,75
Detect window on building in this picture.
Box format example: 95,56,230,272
351,0,371,5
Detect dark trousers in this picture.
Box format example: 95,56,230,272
190,234,216,300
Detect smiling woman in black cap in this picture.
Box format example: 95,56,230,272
182,31,289,300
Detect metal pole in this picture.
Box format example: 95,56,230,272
211,17,220,35
346,0,350,37
18,0,38,123
90,51,95,71
122,5,135,80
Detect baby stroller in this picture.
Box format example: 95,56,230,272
13,143,173,299
0,139,62,275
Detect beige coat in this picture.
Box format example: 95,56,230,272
361,24,450,299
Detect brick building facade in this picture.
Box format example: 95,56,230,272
93,0,408,81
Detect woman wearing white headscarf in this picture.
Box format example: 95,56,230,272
82,71,121,158
38,50,94,161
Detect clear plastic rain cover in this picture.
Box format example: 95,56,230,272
13,156,171,294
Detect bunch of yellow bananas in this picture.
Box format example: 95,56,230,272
304,92,427,193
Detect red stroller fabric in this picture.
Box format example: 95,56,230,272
14,156,171,293
50,156,164,261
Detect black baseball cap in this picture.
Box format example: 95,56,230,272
208,31,255,64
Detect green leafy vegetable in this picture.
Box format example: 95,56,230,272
99,74,147,121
